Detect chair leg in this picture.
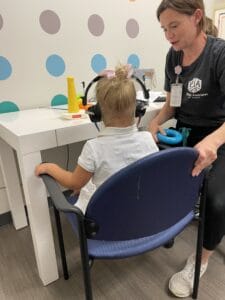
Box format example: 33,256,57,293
89,258,94,269
192,175,207,299
54,207,69,280
192,209,204,299
78,220,93,300
192,222,203,299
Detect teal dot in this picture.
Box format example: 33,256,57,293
46,54,65,77
0,56,12,80
51,94,68,106
127,54,140,68
0,101,19,113
91,54,107,73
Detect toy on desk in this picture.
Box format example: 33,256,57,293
67,76,79,113
62,77,87,120
157,128,183,145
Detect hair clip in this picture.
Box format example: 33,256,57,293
99,70,116,79
125,64,134,78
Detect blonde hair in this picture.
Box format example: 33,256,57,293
157,0,206,31
205,16,218,37
95,65,136,126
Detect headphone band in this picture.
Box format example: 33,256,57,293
83,75,102,106
133,75,149,99
82,74,149,106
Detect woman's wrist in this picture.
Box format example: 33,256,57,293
208,134,225,150
208,124,225,149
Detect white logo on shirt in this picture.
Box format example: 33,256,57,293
187,78,202,93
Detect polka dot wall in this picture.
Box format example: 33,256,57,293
0,0,168,111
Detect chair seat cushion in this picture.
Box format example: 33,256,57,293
87,212,194,259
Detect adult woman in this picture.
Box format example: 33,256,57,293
149,0,225,298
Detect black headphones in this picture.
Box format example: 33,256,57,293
82,75,149,123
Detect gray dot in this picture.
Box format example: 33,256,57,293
39,10,61,34
126,18,139,38
0,15,3,31
88,14,104,36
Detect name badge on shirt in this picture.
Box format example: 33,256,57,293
170,83,183,107
170,64,183,107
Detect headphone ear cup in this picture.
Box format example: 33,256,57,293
135,101,146,118
87,103,102,122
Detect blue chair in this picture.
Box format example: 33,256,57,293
41,147,207,300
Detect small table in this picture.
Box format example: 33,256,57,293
0,102,162,285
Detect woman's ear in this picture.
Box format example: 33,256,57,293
193,8,203,26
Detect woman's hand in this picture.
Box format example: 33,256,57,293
192,137,218,176
192,123,225,176
148,119,165,142
148,94,174,142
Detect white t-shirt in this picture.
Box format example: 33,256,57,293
75,124,159,213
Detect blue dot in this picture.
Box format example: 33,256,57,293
46,54,65,77
91,54,107,73
0,56,12,80
127,54,140,69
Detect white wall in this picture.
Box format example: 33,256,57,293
0,0,217,215
205,0,217,17
213,0,225,11
0,0,169,110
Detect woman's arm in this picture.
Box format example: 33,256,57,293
192,122,225,176
35,163,93,192
149,92,175,141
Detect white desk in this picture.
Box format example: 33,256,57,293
0,102,162,285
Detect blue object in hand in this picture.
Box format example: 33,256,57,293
157,129,183,145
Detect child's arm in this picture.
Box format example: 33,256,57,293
35,163,93,192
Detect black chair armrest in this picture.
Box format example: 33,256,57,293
41,174,83,217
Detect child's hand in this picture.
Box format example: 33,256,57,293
35,163,49,176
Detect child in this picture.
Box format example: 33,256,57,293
35,64,158,213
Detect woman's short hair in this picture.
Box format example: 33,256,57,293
96,65,136,125
157,0,205,31
205,16,218,37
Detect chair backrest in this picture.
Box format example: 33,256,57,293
85,147,204,241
